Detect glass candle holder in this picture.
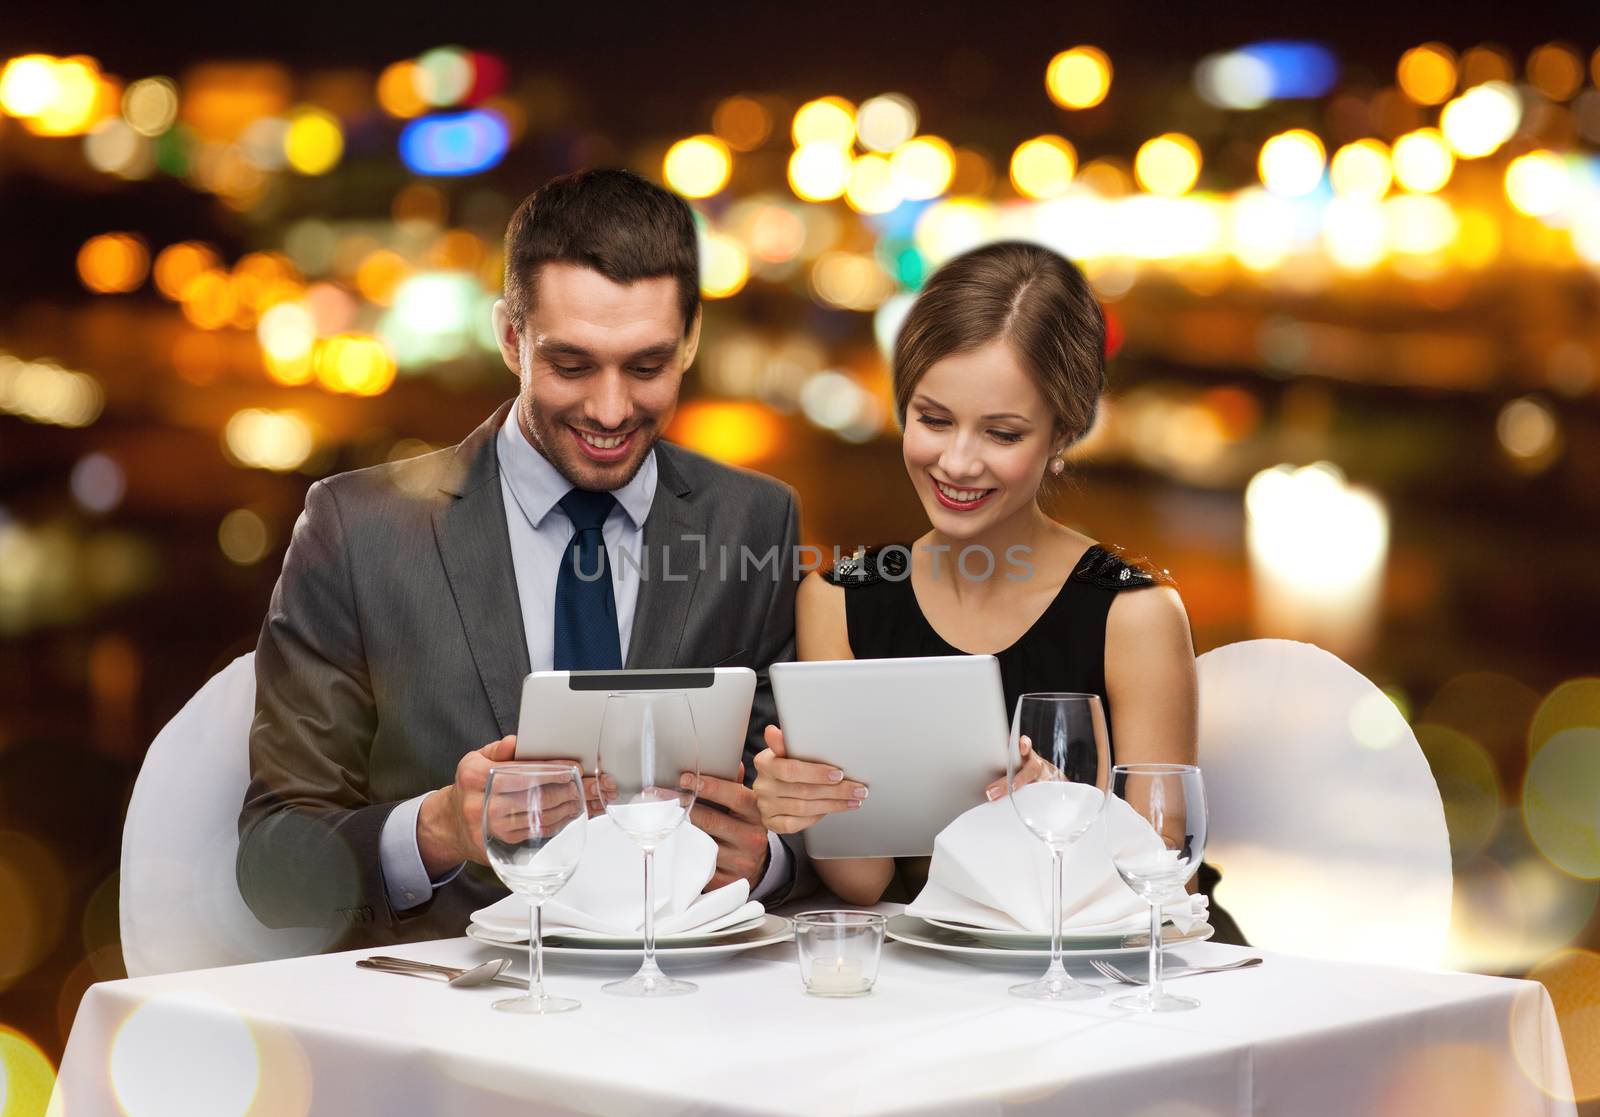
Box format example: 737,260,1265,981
794,911,886,997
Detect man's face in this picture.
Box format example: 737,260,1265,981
494,262,699,492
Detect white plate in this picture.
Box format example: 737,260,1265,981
472,914,766,947
921,915,1200,949
887,914,1214,962
467,914,793,960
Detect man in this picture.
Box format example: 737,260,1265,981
238,169,804,947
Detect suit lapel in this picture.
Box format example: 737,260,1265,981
626,443,706,668
433,402,530,737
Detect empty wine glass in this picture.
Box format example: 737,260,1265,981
596,692,700,997
482,762,588,1014
1107,763,1207,1012
1006,693,1111,1001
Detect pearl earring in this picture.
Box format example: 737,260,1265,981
1050,457,1065,475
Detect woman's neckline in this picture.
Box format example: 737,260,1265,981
905,542,1104,658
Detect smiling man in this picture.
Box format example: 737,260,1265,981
238,169,805,947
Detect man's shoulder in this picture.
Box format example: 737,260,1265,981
312,446,457,520
656,441,794,509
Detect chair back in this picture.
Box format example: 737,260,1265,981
1197,638,1452,967
120,653,330,976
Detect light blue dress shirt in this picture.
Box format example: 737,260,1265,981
379,409,788,911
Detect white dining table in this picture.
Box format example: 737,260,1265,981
52,906,1576,1117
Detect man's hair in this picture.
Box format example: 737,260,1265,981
501,168,700,335
892,241,1106,446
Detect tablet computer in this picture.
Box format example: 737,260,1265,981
769,655,1009,859
514,668,755,781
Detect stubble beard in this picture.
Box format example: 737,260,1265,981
518,392,656,493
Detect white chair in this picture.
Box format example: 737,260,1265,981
1197,638,1452,968
120,652,332,977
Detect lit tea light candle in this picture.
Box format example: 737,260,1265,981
807,957,867,996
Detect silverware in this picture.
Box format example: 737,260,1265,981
1089,956,1262,985
357,956,528,989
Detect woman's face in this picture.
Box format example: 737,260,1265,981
901,339,1060,541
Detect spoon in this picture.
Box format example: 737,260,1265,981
357,956,524,988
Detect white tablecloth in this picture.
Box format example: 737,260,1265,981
53,911,1576,1117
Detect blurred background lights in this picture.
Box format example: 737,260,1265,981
1397,43,1458,105
0,1026,57,1117
662,134,732,198
914,197,995,265
1349,688,1408,750
70,454,125,515
1329,139,1392,201
845,153,900,214
85,119,155,178
1011,135,1077,199
712,94,772,152
1504,151,1572,217
313,333,396,396
800,370,883,442
791,96,855,148
1045,46,1112,110
153,242,219,300
0,354,103,427
399,110,510,176
1258,129,1326,197
376,60,427,118
1523,728,1600,880
1235,40,1340,99
668,400,782,466
810,251,895,311
379,272,483,366
1383,193,1459,255
1391,128,1454,193
121,77,177,136
222,409,314,472
6,55,106,136
1440,82,1521,158
888,135,955,201
698,231,749,299
1459,44,1514,87
415,46,473,107
1195,51,1274,110
1496,396,1560,465
787,142,851,202
1134,133,1201,197
283,106,343,174
77,234,149,294
218,509,271,566
0,54,61,117
855,93,918,153
1527,43,1584,103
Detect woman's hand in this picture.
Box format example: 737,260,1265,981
983,734,1055,801
752,725,870,834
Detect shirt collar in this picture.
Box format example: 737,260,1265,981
496,405,656,529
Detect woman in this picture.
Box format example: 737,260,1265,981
753,242,1242,940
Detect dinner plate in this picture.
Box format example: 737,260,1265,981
467,914,793,959
886,914,1214,962
470,913,767,947
921,915,1201,949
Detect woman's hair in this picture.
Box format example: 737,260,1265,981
892,241,1106,446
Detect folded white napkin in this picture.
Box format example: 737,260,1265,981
906,796,1208,936
470,815,763,938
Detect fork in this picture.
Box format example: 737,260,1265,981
1089,956,1262,985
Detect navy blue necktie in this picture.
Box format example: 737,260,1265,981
552,488,622,671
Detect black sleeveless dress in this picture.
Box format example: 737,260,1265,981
823,543,1247,945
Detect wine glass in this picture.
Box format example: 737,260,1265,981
1107,763,1207,1012
482,762,589,1014
1005,693,1111,1001
595,692,700,997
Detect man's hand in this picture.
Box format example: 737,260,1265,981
751,724,867,835
685,763,770,890
417,736,517,877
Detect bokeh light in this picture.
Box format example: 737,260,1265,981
85,118,155,179
810,251,895,311
663,135,732,199
668,400,782,465
218,509,271,566
1527,43,1584,102
788,142,851,202
314,333,397,396
1258,129,1326,197
416,46,473,107
283,106,343,174
1134,133,1201,197
376,60,427,119
77,234,150,294
1496,396,1560,464
1397,43,1457,106
1011,135,1077,200
0,354,104,428
855,93,918,153
1503,151,1572,218
1195,51,1274,110
1530,679,1600,757
698,231,749,299
1523,728,1600,879
1329,139,1392,201
70,453,126,515
1045,46,1112,110
1440,82,1521,158
1522,950,1600,1102
1391,128,1454,193
889,135,955,201
223,409,314,472
0,1026,56,1117
1417,724,1502,861
122,76,178,136
153,242,220,300
0,55,61,118
845,153,900,214
791,96,855,147
712,94,771,152
399,110,510,176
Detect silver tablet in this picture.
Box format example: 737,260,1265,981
770,655,1009,859
514,668,756,781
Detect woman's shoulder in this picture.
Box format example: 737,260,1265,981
820,544,911,588
1068,542,1175,592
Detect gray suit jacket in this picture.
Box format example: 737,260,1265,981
238,402,806,948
